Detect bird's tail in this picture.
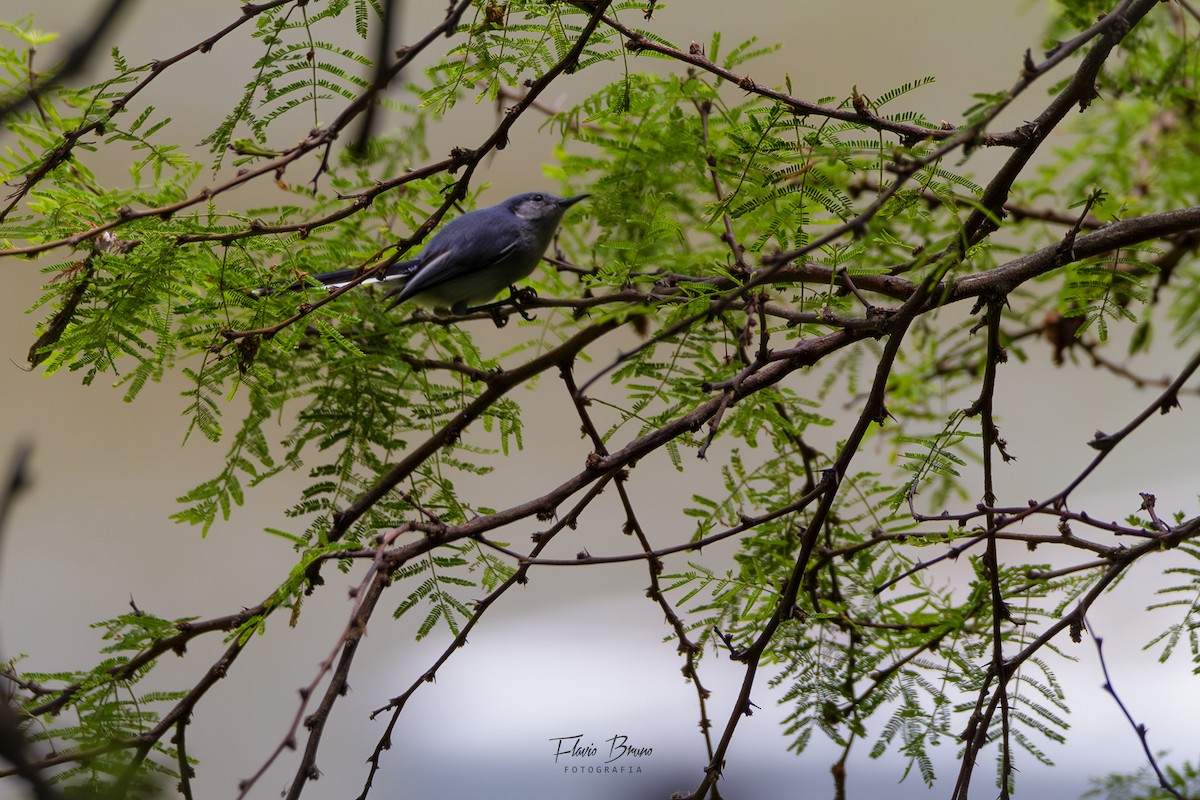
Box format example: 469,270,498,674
250,259,418,298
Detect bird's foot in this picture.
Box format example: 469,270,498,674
467,285,539,327
508,285,538,321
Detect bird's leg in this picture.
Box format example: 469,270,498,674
487,305,509,328
462,296,511,327
464,285,539,327
507,284,538,321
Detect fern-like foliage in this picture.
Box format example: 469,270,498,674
1144,541,1200,666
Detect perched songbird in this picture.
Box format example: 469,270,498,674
262,192,589,315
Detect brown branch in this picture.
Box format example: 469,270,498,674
695,95,747,272
476,478,830,568
944,206,1200,301
238,525,410,800
22,606,263,719
962,0,1158,244
1090,621,1191,800
281,568,390,800
177,151,472,249
961,296,1014,798
322,319,623,546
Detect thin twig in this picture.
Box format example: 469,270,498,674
1089,620,1190,800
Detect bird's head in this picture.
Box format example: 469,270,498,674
506,192,590,227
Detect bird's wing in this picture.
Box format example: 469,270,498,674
387,210,524,303
251,259,417,297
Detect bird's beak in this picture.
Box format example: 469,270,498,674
562,193,590,208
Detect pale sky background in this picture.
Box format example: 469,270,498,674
1,3,1198,800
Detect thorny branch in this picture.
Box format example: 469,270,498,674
958,296,1015,797
878,345,1200,598
1089,622,1191,800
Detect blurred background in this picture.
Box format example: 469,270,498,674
1,2,1198,799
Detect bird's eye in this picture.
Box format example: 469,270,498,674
532,193,544,201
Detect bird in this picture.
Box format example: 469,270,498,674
259,192,589,315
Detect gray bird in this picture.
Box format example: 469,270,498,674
266,191,588,315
